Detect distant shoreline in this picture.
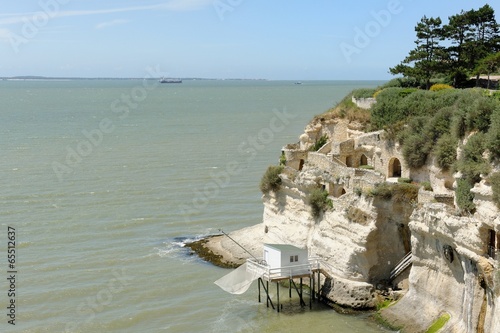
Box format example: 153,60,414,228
0,76,388,82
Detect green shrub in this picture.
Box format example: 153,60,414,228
402,134,430,169
381,77,420,89
398,89,457,119
492,91,500,101
487,106,500,161
427,107,454,141
457,133,490,184
371,88,407,128
435,134,457,171
279,152,286,166
430,83,453,91
392,183,419,203
352,88,377,99
260,165,284,193
370,183,393,200
369,183,418,203
465,97,496,133
450,109,467,139
490,172,500,209
309,188,333,218
310,134,329,151
398,177,412,183
455,179,475,213
421,181,433,191
354,187,362,197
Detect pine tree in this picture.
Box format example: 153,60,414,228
390,16,445,89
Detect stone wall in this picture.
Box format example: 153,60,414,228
352,96,376,109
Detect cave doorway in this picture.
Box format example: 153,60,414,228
488,229,497,259
298,159,304,171
360,154,368,166
346,156,353,167
389,158,402,178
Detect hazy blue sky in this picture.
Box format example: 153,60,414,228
0,1,498,79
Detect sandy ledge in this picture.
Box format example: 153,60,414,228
186,224,265,268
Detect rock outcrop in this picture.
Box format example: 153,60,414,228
195,113,500,332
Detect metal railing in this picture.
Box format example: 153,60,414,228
246,257,322,281
389,252,413,281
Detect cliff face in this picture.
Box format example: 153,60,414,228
261,166,414,309
261,116,500,332
382,203,500,333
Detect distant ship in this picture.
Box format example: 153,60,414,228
294,81,302,85
159,77,182,83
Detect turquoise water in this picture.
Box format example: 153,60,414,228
0,79,393,332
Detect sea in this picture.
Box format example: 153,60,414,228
0,79,395,332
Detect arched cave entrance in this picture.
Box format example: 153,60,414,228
298,159,304,171
346,156,353,167
389,158,402,178
360,154,368,166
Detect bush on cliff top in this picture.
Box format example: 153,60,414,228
352,88,377,99
321,91,370,129
309,188,332,218
369,183,418,203
309,134,329,151
490,172,500,209
456,179,476,214
260,165,284,194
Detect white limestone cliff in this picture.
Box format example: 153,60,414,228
202,116,500,332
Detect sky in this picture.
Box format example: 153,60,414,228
0,0,498,80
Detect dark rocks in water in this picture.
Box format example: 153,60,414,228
186,237,239,269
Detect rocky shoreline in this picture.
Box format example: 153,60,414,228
186,224,265,269
186,236,238,269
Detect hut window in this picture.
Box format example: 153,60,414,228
290,255,294,263
294,255,298,262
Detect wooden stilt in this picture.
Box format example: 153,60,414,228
291,279,306,307
289,278,292,298
258,278,261,303
317,271,321,300
260,279,275,310
309,276,312,309
300,278,303,305
277,282,280,313
266,281,270,308
312,273,315,301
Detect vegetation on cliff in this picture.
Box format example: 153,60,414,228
260,165,284,194
308,188,333,218
260,4,499,215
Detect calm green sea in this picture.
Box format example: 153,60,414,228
0,79,393,332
